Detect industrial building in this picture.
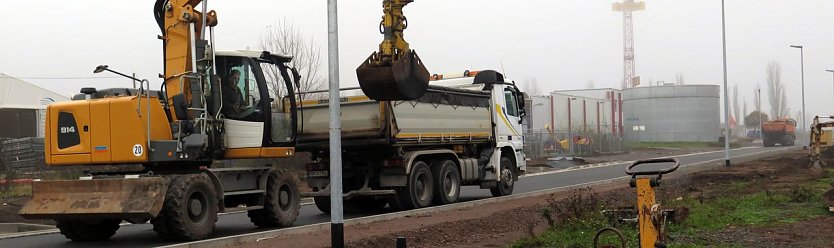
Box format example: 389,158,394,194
523,88,624,157
0,73,69,138
622,85,720,142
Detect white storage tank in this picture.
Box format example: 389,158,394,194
623,85,720,142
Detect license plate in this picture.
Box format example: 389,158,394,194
308,170,329,177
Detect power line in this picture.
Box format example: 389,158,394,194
0,76,122,80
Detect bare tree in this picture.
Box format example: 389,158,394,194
742,98,747,126
675,73,685,85
766,61,787,118
523,78,542,95
753,84,761,118
258,19,325,101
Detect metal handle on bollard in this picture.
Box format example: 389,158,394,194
396,237,407,248
625,158,680,176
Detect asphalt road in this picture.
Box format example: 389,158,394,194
0,146,791,248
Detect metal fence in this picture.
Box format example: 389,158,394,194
0,137,45,177
523,130,625,159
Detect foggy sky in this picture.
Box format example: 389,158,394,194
1,0,833,123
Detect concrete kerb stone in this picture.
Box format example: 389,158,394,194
158,147,798,248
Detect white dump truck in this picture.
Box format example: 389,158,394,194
297,70,527,211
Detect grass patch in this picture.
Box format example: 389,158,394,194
514,169,833,248
0,184,32,198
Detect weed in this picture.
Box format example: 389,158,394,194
788,187,815,203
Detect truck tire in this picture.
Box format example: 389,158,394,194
490,157,515,197
248,170,301,228
431,159,461,205
395,161,434,210
313,196,331,214
152,174,218,241
56,218,121,242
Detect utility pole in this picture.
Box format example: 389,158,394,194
758,88,762,139
790,45,806,145
327,0,344,247
613,0,645,89
721,0,731,166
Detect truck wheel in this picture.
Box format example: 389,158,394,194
152,174,218,241
396,161,434,209
490,157,515,197
56,219,121,242
431,159,461,205
314,196,331,214
248,170,301,228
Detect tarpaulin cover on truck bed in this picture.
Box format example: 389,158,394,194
415,85,490,108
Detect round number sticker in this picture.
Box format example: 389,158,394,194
132,144,144,157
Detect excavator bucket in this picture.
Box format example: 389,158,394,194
19,177,167,220
356,50,430,101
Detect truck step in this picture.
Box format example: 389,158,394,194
223,189,266,196
223,206,264,213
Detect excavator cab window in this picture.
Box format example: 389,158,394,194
217,57,265,122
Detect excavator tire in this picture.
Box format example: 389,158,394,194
248,170,301,228
56,218,121,242
152,174,218,241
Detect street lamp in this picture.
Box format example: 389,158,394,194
720,0,731,166
790,45,806,145
93,65,142,83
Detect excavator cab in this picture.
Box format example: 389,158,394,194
356,0,430,101
212,50,298,150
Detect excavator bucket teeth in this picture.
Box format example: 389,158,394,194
356,50,430,101
19,177,167,220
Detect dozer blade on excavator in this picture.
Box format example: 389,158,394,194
356,49,430,101
19,177,167,220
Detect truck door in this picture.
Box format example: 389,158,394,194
504,87,523,149
495,86,524,147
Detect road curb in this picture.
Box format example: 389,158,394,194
157,146,799,248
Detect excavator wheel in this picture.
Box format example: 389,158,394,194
152,174,218,241
248,170,301,228
56,218,121,242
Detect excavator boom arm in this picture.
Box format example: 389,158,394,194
155,0,218,120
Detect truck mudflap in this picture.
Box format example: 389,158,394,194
19,177,167,220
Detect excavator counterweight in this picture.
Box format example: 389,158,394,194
357,0,430,101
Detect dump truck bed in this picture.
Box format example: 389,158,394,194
296,85,493,148
762,119,797,134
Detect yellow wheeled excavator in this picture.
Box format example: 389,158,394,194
19,0,304,241
808,116,834,212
